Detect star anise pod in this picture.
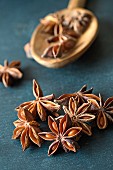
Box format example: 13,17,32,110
41,23,76,59
88,94,113,129
47,24,66,43
63,11,91,36
63,27,79,39
63,97,95,136
54,85,99,107
42,36,76,59
40,13,63,34
39,114,82,156
16,79,60,121
47,24,77,43
61,11,78,27
12,108,42,151
0,60,23,87
69,12,91,35
41,44,62,58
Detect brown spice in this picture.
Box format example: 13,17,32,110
63,11,92,36
16,79,60,121
0,60,23,87
41,44,62,58
63,97,95,136
88,94,113,129
40,13,63,34
54,85,99,107
40,11,92,59
12,108,42,151
39,114,82,156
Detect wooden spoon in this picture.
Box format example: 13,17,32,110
27,0,98,68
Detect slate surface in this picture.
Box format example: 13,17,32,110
0,0,113,170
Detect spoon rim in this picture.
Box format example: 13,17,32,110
30,8,99,68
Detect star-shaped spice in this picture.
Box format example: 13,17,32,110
47,23,77,44
12,108,42,151
41,44,62,58
40,13,63,34
39,114,82,156
54,85,99,107
41,37,76,59
0,60,23,87
41,24,76,59
88,94,113,129
38,11,92,59
16,79,60,121
63,97,95,136
70,12,91,35
63,11,91,36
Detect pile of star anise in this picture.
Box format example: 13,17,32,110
40,11,91,58
12,80,113,156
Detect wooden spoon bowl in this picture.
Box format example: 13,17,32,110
29,0,98,68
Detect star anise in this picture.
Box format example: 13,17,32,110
12,108,42,151
54,85,99,107
63,97,95,136
41,36,76,59
88,94,113,129
39,114,82,156
40,12,91,59
70,12,91,35
41,24,76,59
0,60,23,87
40,13,63,34
47,24,77,44
41,44,62,58
16,79,60,121
47,24,66,43
63,11,91,36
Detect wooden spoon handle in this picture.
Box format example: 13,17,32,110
68,0,87,9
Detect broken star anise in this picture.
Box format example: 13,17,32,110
0,60,23,87
39,114,82,156
54,85,99,107
63,97,95,136
88,94,113,129
16,79,60,121
12,108,42,151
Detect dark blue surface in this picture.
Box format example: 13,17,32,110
0,0,113,169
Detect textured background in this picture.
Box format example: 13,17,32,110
0,0,113,170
